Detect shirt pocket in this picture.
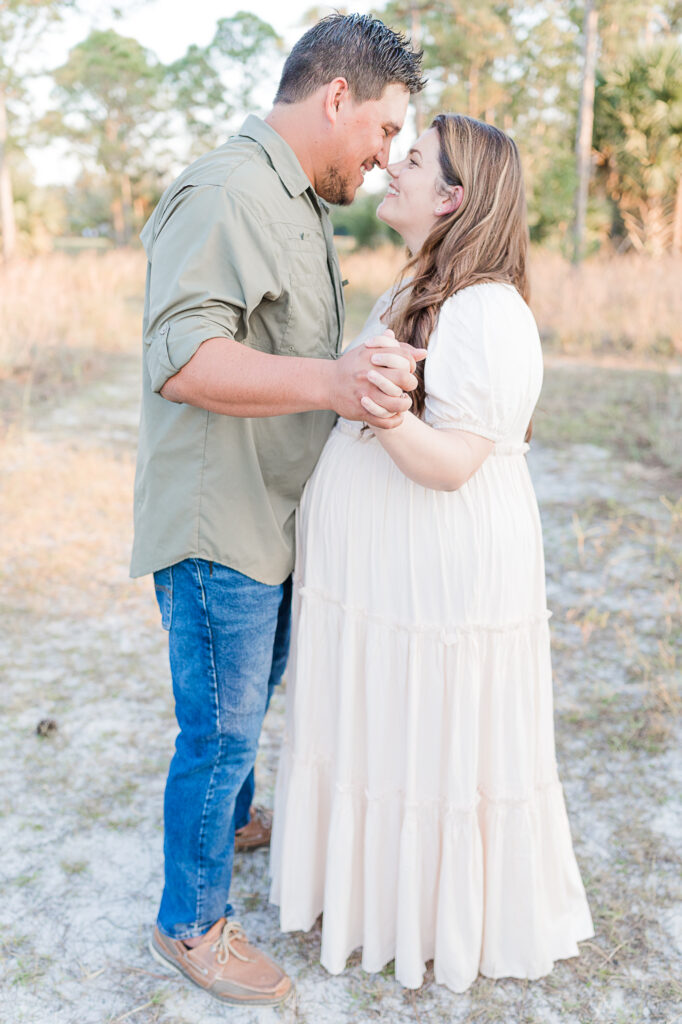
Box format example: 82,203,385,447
279,228,339,358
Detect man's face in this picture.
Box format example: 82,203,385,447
318,83,410,206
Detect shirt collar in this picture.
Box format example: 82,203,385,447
237,115,313,200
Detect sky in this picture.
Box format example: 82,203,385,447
29,0,416,188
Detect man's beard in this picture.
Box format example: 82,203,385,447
317,164,355,206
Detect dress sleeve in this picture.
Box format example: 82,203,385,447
423,286,539,442
143,185,283,393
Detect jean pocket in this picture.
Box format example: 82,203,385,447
153,566,173,631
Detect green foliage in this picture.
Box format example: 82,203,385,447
50,29,166,176
594,40,682,254
3,0,682,254
527,150,578,245
330,192,401,249
12,158,67,252
47,29,168,242
381,0,584,246
167,12,283,155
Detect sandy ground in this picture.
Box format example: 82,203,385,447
0,351,680,1024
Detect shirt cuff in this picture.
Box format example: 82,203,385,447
145,314,236,393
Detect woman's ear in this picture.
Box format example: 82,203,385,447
435,185,464,217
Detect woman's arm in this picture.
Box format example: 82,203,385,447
361,332,493,490
366,409,493,491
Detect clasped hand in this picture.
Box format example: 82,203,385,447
333,330,425,430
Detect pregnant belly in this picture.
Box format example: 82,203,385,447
295,425,547,629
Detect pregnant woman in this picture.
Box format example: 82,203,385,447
269,114,593,993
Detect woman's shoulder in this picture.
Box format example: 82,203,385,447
442,281,526,318
439,281,537,338
431,281,541,379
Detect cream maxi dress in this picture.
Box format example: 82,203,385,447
269,282,594,993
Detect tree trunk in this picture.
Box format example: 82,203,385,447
646,194,667,258
111,195,125,245
468,62,480,118
672,175,682,254
120,172,133,244
572,0,599,264
0,86,17,262
410,2,425,135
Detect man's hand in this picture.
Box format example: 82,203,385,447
331,331,426,429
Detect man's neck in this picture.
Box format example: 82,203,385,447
265,104,321,192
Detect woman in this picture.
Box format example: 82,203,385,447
269,114,593,993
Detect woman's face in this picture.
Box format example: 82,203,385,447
376,127,458,252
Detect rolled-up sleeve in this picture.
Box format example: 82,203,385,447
144,184,283,393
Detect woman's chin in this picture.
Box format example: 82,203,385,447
376,201,395,230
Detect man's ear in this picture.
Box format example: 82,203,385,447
323,78,350,124
435,185,464,217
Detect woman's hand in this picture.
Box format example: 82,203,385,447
361,330,419,419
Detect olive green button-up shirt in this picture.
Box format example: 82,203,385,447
130,115,344,584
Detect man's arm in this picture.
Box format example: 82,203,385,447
160,335,426,430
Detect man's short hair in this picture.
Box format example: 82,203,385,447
274,13,425,105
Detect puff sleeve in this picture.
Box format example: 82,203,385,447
423,283,542,443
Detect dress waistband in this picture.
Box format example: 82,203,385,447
491,441,530,457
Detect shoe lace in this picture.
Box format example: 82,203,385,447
211,919,252,966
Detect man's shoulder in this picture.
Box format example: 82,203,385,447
142,137,284,251
167,137,286,210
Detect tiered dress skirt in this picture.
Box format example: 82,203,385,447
269,420,593,993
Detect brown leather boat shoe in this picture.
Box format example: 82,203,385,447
150,918,291,1005
234,805,272,852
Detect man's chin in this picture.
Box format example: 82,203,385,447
334,187,357,207
317,167,357,206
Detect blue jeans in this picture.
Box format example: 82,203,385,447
153,558,291,939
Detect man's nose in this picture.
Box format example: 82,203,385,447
375,136,392,170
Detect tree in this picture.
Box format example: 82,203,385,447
379,0,583,245
573,0,598,262
48,28,167,244
167,12,282,157
0,0,75,260
594,40,682,255
384,0,517,122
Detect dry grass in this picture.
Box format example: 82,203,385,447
0,249,145,369
0,249,146,430
534,363,682,476
1,246,680,391
530,251,682,359
340,245,682,360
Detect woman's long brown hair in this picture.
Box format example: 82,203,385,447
385,114,532,436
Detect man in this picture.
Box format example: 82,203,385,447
131,13,425,1006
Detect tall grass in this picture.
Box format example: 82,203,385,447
0,248,146,376
2,246,681,372
340,246,682,359
1,244,681,408
529,251,682,358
